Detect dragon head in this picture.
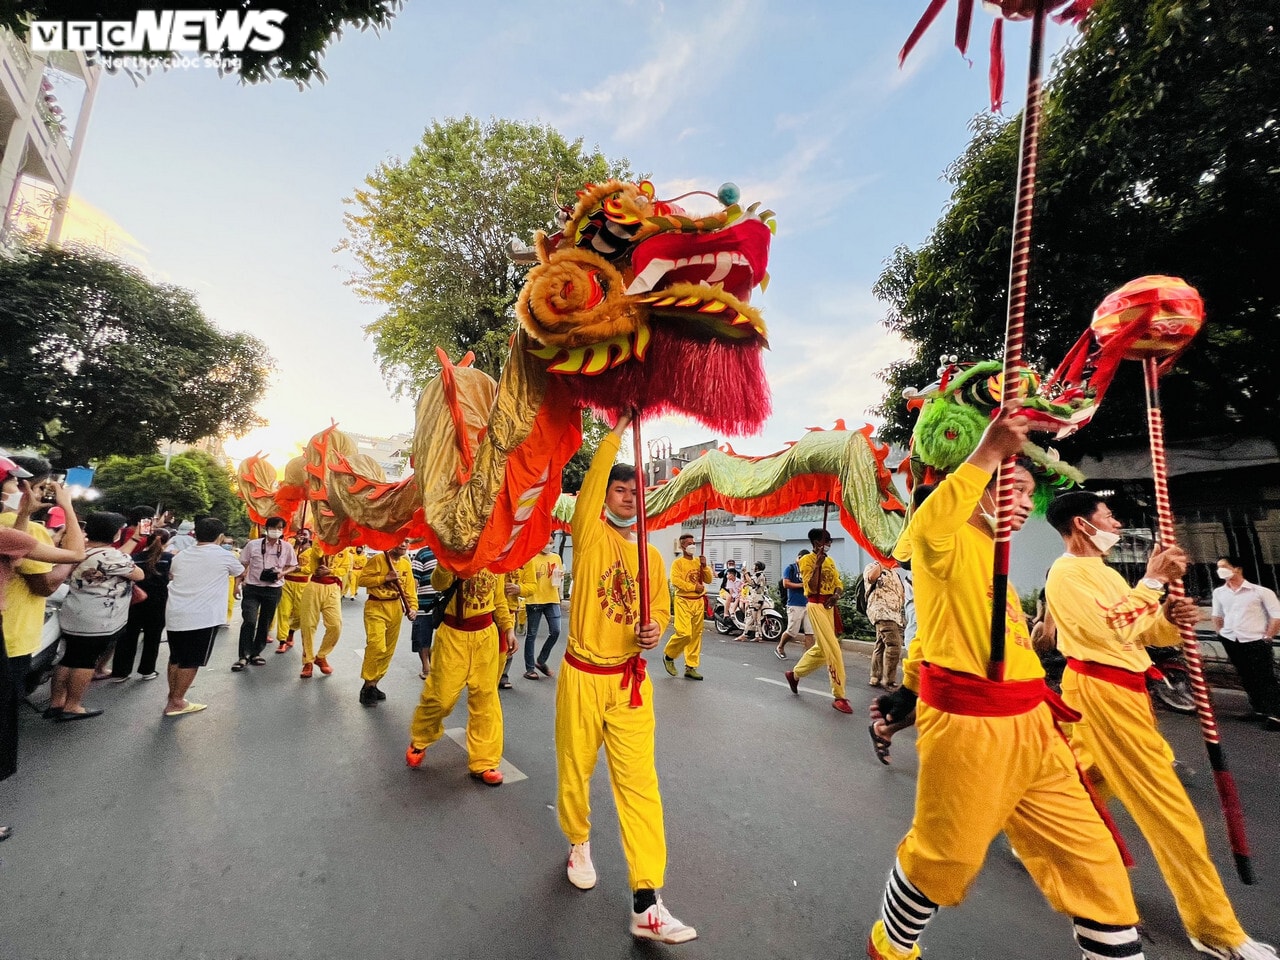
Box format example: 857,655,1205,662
515,179,774,434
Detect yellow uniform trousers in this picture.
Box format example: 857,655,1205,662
555,662,665,891
275,579,307,638
1062,670,1246,947
301,581,343,664
360,598,404,683
898,701,1138,923
663,596,705,668
791,602,846,698
409,621,503,772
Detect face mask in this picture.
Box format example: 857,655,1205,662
2,492,21,512
604,507,633,528
1081,519,1120,555
978,494,998,533
683,543,695,555
266,530,283,540
1217,567,1232,581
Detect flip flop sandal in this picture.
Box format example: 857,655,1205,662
868,723,892,765
231,659,247,672
249,656,268,666
775,649,788,660
164,702,208,718
523,670,540,680
499,679,513,690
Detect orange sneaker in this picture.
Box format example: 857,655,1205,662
316,656,333,675
469,768,504,786
405,744,426,768
300,662,313,678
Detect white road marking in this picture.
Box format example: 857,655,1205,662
756,676,827,697
444,727,528,783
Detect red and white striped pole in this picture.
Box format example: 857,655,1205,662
988,1,1046,680
1142,358,1254,884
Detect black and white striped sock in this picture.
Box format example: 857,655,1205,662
880,861,938,954
1073,917,1144,960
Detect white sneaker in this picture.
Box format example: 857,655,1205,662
566,841,596,890
1192,937,1279,960
630,896,698,944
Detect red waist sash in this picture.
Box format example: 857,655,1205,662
284,574,310,583
564,650,648,708
1066,658,1163,693
919,661,1080,723
311,576,342,586
806,594,833,603
442,612,494,632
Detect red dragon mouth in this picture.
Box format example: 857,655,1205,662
626,218,771,303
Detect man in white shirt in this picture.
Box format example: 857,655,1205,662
1212,555,1280,731
164,517,244,717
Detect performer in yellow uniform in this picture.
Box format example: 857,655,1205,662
404,565,515,785
867,408,1145,960
298,545,351,678
1045,491,1276,960
556,414,696,946
662,533,712,681
358,543,418,707
784,529,849,713
274,529,312,654
344,546,367,600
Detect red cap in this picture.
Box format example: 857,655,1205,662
0,456,33,482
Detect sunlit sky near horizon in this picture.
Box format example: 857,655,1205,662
59,1,1078,469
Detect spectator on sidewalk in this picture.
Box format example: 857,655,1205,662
1212,555,1280,731
48,511,143,721
163,518,244,717
776,548,812,660
110,528,173,681
864,560,906,689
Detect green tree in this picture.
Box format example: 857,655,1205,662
1,2,401,84
0,247,272,467
340,116,632,388
560,412,612,495
175,449,250,535
874,0,1280,452
94,453,211,518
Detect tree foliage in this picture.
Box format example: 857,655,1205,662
1,2,401,84
340,116,632,389
93,449,249,533
874,0,1280,452
560,412,612,495
0,247,272,467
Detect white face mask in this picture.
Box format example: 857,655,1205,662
266,529,283,540
683,543,695,555
979,493,998,533
604,507,633,528
1217,567,1232,581
2,491,21,512
1081,519,1120,555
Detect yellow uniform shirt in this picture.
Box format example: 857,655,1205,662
893,462,1038,682
670,555,713,599
431,566,514,632
1046,554,1180,672
567,432,671,666
1,513,55,657
798,552,842,597
358,552,418,609
299,546,352,582
519,552,564,605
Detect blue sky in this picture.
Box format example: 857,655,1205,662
67,0,1077,466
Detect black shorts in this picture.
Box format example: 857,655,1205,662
167,627,219,669
60,628,123,670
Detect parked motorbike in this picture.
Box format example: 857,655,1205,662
709,585,784,642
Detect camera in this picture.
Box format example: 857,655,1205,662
260,568,280,582
41,473,65,505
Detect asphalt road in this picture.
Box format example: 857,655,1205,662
3,598,1277,960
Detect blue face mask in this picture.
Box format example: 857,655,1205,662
604,507,633,528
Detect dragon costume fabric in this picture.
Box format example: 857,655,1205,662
237,179,775,578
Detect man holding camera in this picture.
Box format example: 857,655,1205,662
233,517,298,671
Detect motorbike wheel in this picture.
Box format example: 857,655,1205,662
761,612,784,643
1149,668,1198,715
712,603,735,635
